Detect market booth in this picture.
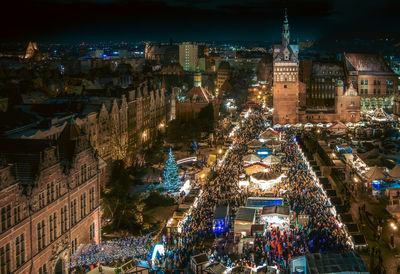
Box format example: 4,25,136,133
120,260,150,274
328,122,348,135
234,207,257,238
259,127,280,141
191,253,210,274
243,153,262,164
364,166,387,195
204,262,227,274
260,205,291,230
261,155,281,166
213,205,230,233
244,163,269,176
263,139,281,152
246,197,283,209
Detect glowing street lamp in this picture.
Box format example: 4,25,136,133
390,222,397,248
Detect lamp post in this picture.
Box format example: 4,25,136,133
390,222,397,248
218,148,223,163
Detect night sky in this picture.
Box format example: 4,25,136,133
3,0,400,43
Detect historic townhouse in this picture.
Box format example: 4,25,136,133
0,124,104,274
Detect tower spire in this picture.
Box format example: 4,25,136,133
194,66,201,87
282,8,290,47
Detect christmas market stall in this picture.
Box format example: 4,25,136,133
260,205,291,230
234,207,257,238
213,205,230,233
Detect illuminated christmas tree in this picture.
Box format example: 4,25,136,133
163,148,181,192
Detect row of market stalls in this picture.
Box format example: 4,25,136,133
166,188,201,237
272,108,394,131
343,151,400,197
296,136,368,251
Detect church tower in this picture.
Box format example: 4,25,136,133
194,66,202,87
282,8,290,48
272,9,303,125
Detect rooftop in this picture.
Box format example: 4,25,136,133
344,52,395,74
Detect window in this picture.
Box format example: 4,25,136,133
80,194,86,219
61,206,68,233
51,182,54,201
377,80,381,85
81,164,87,184
60,208,64,234
46,184,50,204
89,223,95,241
284,85,287,88
37,220,45,251
89,187,95,211
38,264,47,274
49,213,57,242
14,206,21,225
0,243,10,274
71,200,77,226
75,173,79,186
5,206,10,229
1,208,4,232
56,183,60,198
49,215,53,242
15,234,25,268
39,193,45,209
71,238,77,255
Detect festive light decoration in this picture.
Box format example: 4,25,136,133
163,148,181,192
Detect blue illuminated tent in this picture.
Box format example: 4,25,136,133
213,205,230,233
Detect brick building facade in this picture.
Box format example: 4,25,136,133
0,126,105,274
343,52,398,111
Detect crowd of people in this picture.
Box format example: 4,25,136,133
157,111,267,271
234,132,351,271
69,109,352,273
69,235,153,270
159,115,351,272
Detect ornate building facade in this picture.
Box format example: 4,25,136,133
0,126,105,274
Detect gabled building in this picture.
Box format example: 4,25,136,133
175,69,219,121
